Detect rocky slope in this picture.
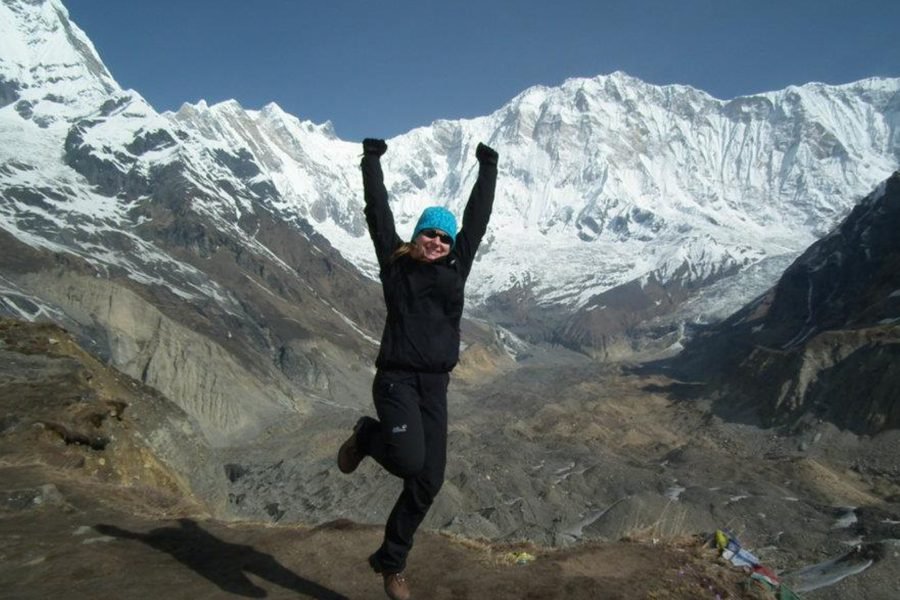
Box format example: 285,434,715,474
3,317,898,599
1,317,746,599
0,317,224,508
667,172,900,435
0,195,387,447
0,465,760,600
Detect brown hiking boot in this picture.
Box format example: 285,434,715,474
337,418,366,474
382,572,411,600
368,552,411,600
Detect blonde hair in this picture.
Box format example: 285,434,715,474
391,242,417,262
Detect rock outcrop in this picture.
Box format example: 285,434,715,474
0,317,225,508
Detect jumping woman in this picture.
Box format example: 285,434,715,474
338,137,498,600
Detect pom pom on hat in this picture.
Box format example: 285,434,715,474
412,206,458,247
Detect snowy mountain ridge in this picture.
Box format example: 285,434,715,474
1,0,899,347
0,0,117,124
164,70,900,312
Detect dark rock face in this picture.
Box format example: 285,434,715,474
214,148,261,180
765,179,900,340
0,75,21,108
670,172,900,434
64,121,141,197
126,128,177,155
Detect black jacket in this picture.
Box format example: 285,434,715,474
361,144,498,373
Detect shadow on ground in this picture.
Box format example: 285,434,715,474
95,520,347,600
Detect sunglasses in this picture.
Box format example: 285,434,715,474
419,229,453,245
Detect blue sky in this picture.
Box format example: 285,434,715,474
65,0,900,141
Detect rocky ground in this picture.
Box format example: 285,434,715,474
221,361,900,599
1,318,899,598
0,462,761,600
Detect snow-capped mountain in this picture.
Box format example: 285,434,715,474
2,0,899,361
0,0,116,122
0,0,392,446
170,74,900,313
159,74,900,354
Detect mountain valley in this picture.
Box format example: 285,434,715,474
1,1,900,598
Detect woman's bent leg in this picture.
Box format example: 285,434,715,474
371,372,448,573
362,370,426,478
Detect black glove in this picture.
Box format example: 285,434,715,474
475,142,498,165
362,138,387,156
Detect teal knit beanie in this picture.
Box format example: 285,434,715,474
411,206,458,247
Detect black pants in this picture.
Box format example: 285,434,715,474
358,369,449,573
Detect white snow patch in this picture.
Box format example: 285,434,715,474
832,508,858,529
665,486,686,501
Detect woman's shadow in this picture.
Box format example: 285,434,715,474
94,519,347,599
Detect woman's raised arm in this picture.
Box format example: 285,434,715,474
360,138,402,269
455,142,499,274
